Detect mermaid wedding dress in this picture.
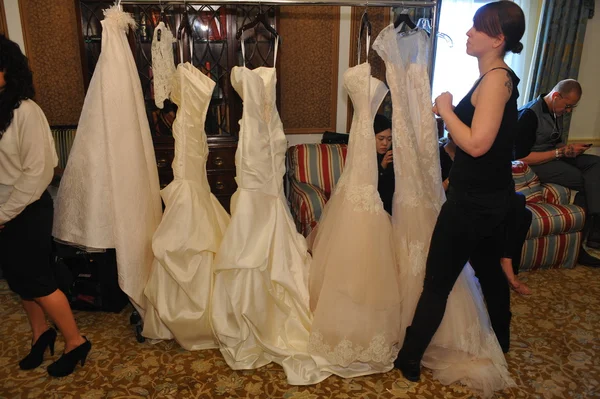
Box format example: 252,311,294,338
142,63,230,350
211,41,328,385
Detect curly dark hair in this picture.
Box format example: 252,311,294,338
0,34,35,138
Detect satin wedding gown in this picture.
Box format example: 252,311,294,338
307,61,401,377
373,24,515,397
143,63,230,349
211,42,328,385
53,7,162,314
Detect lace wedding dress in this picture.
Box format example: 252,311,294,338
142,63,230,350
151,21,176,109
373,24,515,397
53,7,162,314
211,42,328,385
307,61,401,378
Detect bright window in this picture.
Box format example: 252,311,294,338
431,1,490,102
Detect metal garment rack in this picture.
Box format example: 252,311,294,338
121,1,436,5
119,0,442,81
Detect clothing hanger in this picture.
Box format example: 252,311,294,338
235,3,279,41
358,8,372,44
113,0,122,11
394,9,416,30
177,1,193,62
177,1,192,42
416,17,453,47
357,3,371,65
157,0,165,41
159,0,167,23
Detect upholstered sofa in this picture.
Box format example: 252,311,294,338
286,143,586,272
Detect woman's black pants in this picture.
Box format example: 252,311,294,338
403,188,513,360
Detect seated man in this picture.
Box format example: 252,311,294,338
374,114,394,215
515,79,600,267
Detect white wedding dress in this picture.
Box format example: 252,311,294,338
211,42,328,385
53,7,162,314
307,60,401,377
142,63,230,350
373,24,515,397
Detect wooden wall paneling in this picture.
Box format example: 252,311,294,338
0,1,8,37
278,6,340,134
19,0,85,126
347,6,390,132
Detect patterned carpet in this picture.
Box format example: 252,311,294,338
0,266,598,399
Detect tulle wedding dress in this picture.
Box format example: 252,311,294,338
53,7,162,314
142,63,230,350
211,41,328,385
373,23,515,397
307,54,402,376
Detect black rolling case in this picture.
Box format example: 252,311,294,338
53,243,128,313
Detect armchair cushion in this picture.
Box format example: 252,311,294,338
542,183,572,205
526,203,585,239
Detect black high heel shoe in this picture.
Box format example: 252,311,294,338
19,328,57,370
47,337,91,377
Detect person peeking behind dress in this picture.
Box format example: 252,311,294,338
375,114,394,215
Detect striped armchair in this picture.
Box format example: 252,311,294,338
286,144,347,236
512,161,586,271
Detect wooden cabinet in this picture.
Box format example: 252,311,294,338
77,1,278,212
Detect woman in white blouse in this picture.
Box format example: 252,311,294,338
0,35,90,377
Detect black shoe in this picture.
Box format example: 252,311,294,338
587,233,600,250
394,349,421,382
19,328,57,370
47,337,91,377
588,216,600,249
578,248,600,267
588,240,600,250
394,327,421,382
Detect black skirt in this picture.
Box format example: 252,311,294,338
0,190,58,300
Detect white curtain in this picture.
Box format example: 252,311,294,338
506,0,543,106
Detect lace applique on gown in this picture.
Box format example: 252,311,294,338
211,44,329,385
53,7,162,315
307,62,401,378
151,21,176,109
373,24,515,398
142,63,230,350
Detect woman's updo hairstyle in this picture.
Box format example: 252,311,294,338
473,1,525,55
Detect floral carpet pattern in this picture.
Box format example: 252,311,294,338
0,266,598,399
